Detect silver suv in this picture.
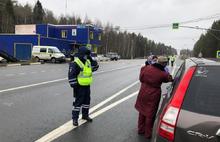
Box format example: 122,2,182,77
152,58,220,142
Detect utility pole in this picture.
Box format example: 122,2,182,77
65,0,67,17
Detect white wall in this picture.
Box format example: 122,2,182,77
15,25,36,34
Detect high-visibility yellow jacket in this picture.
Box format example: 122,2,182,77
74,57,93,86
170,56,175,62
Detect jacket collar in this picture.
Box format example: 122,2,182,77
152,63,165,71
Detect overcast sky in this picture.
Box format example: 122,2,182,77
17,0,220,52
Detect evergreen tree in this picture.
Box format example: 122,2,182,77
1,0,15,33
44,9,57,24
0,0,177,57
33,0,44,24
193,20,220,58
76,17,82,24
14,3,33,24
58,15,67,24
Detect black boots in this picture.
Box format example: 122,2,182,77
72,116,92,126
82,116,93,122
72,119,78,126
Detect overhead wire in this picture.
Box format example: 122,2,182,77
117,12,220,31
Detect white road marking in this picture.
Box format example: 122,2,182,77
35,91,138,142
0,65,140,94
89,81,138,112
7,64,21,67
31,72,37,74
0,78,67,93
30,63,41,65
41,71,46,73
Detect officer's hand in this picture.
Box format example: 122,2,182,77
70,83,78,88
92,64,99,72
168,75,174,82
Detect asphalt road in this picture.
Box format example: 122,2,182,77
0,59,180,142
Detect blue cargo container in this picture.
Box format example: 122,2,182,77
0,34,39,60
0,24,102,61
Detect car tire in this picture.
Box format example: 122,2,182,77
35,57,40,62
51,58,56,63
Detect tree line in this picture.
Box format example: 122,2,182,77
0,0,177,58
179,49,193,59
100,26,177,58
193,20,220,58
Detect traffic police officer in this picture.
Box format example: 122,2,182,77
170,55,175,67
68,46,99,126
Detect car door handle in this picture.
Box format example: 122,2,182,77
216,128,220,136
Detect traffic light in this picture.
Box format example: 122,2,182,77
172,23,179,29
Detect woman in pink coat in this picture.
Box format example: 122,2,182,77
135,56,173,139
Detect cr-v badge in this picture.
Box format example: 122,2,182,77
187,130,215,140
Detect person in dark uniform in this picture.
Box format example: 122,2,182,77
167,56,170,66
68,46,99,126
170,55,175,67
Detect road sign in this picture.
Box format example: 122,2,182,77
172,23,179,29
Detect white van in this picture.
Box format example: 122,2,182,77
0,57,4,62
32,46,65,63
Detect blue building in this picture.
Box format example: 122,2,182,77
0,24,102,61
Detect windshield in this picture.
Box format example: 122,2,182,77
52,48,61,53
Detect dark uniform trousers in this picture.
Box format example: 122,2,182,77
72,86,91,120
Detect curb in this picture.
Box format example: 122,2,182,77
0,62,43,67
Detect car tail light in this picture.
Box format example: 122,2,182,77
158,66,196,141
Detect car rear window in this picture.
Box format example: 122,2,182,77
182,66,220,117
